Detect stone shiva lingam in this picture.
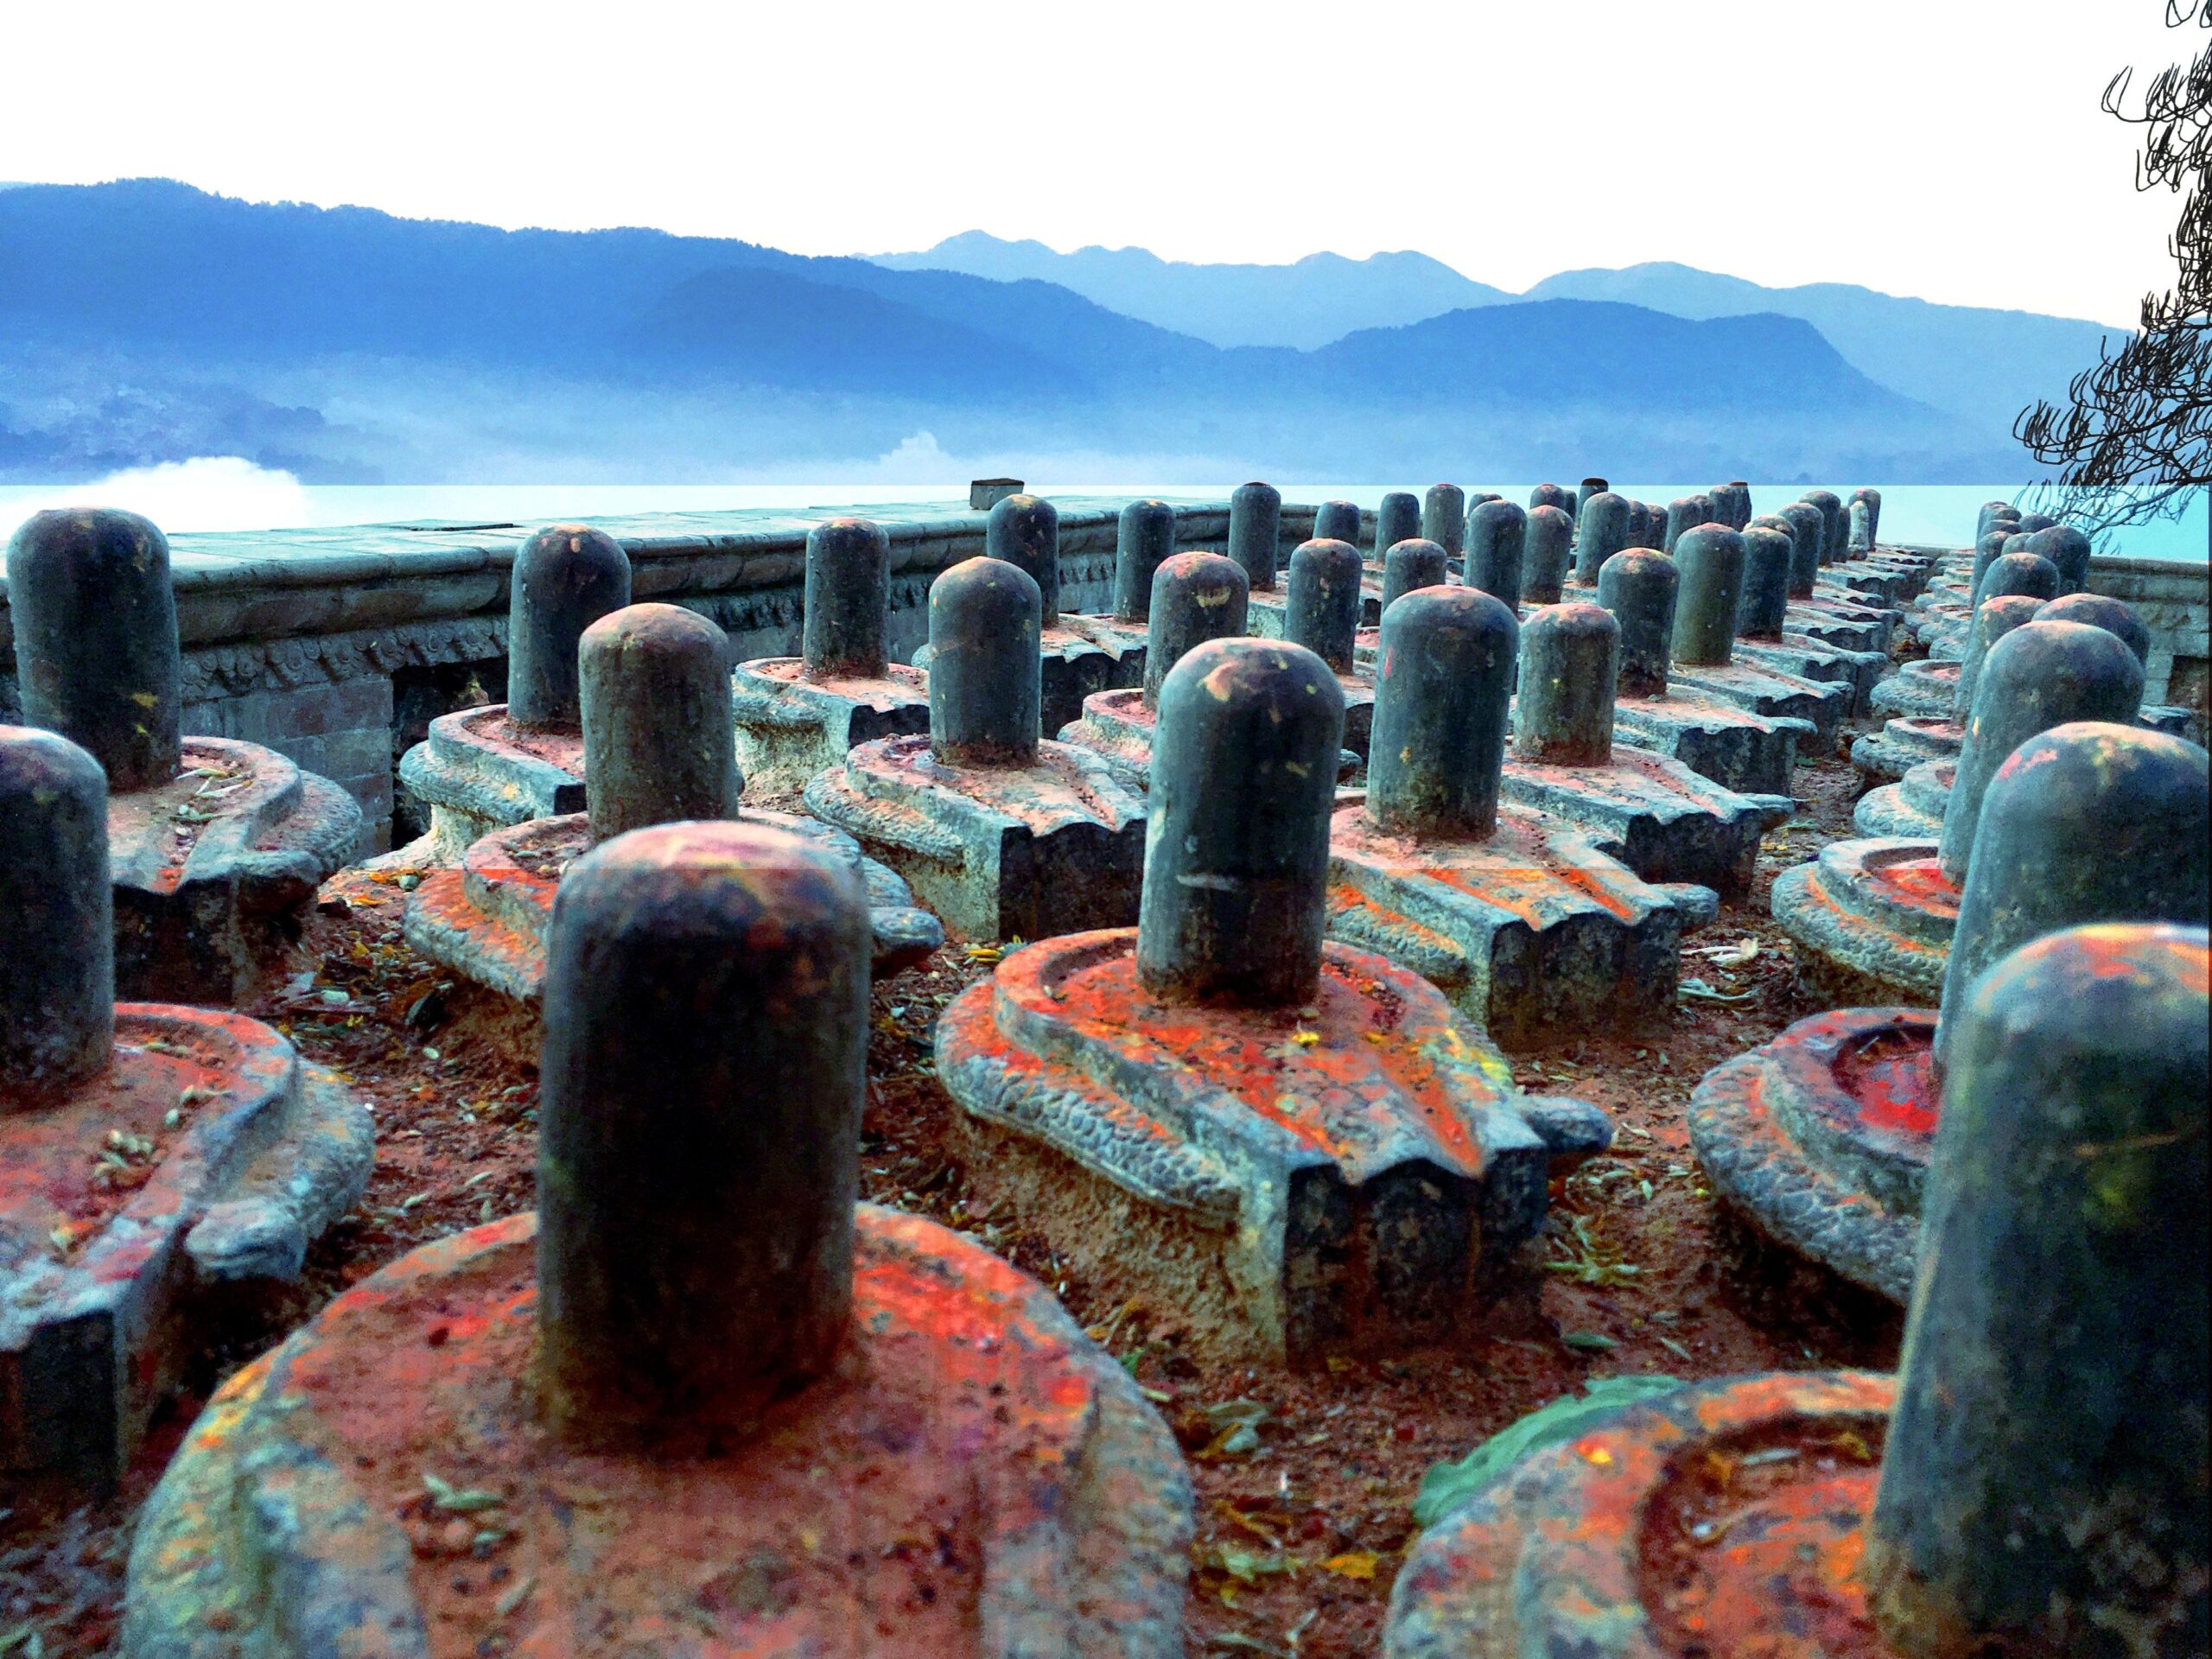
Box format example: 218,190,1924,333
1057,550,1255,788
1499,601,1779,899
1062,496,1179,665
1324,587,1686,1045
1,726,373,1487
1695,720,2207,1301
729,517,931,791
405,604,939,1053
6,509,363,1004
1777,619,2147,1006
806,556,1147,943
913,493,1143,736
1727,524,1890,716
394,522,631,862
1856,590,2175,838
1599,548,1812,799
125,818,1193,1657
1394,919,2207,1657
936,636,1611,1369
1854,589,2047,785
1658,526,1852,750
1571,491,1633,589
1281,536,1379,756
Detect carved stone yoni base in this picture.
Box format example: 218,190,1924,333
1386,1370,1894,1658
1669,659,1852,749
804,735,1146,943
393,703,585,863
1325,802,1683,1046
1784,600,1891,654
1611,689,1808,798
1853,759,1951,840
936,931,1610,1368
404,811,941,1057
1851,715,1962,786
1770,839,1955,1007
1735,635,1889,718
120,1206,1192,1659
1688,1007,1935,1302
1057,691,1366,792
109,736,363,1005
1868,659,1956,722
729,658,931,793
3,1007,372,1485
1497,744,1779,898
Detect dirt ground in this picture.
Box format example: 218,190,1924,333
0,749,1902,1658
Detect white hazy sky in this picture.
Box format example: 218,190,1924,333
1,0,2190,327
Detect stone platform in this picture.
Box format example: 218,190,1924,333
1770,839,1955,1006
1688,1007,1935,1301
804,734,1146,943
109,736,362,1004
404,810,940,1040
3,1007,372,1484
1325,798,1683,1045
1387,1371,1895,1659
392,702,585,861
938,930,1607,1368
728,658,931,792
122,1206,1192,1659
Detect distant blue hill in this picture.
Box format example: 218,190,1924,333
874,232,1509,351
877,232,2117,433
0,181,2017,482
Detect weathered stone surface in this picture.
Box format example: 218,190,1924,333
804,559,1146,941
1466,499,1528,608
1868,923,2208,1659
3,728,370,1485
8,508,182,791
938,639,1606,1366
1386,1370,1897,1658
130,819,1189,1656
9,513,360,1001
1230,480,1283,591
1313,499,1362,543
1740,722,2204,1298
1111,499,1179,624
582,603,741,842
1373,491,1422,566
1521,505,1574,605
1773,838,1961,1006
733,518,934,791
505,524,631,730
1572,492,1630,588
1669,527,1851,746
1598,549,1810,798
393,702,587,859
404,809,938,1017
1329,589,1685,1043
1380,538,1449,610
1853,756,1952,839
1502,605,1775,897
1282,537,1377,757
1421,482,1465,558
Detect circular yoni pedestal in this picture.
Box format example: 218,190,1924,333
1387,1371,1897,1659
1770,841,1956,1007
1688,1007,1936,1302
123,1205,1189,1658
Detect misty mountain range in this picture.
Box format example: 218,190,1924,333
0,180,2101,485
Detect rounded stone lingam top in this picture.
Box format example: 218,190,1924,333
124,820,1193,1658
731,517,931,791
1228,480,1282,592
6,507,361,1003
506,524,632,730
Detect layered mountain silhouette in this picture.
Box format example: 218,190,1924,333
0,180,2031,482
883,231,2118,434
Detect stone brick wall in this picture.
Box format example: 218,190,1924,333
2084,555,2210,727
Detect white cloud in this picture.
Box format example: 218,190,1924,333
1,455,312,538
